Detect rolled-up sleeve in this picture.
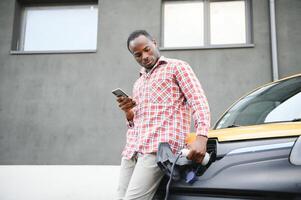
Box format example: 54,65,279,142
174,62,211,136
125,88,139,129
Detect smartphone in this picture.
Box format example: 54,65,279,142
112,88,129,97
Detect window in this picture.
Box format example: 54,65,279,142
162,0,252,49
12,2,98,53
264,92,301,123
215,76,301,129
163,1,204,47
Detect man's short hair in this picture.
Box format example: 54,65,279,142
127,30,154,51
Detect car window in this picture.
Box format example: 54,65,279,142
264,92,301,123
215,76,301,129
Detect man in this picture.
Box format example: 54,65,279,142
116,30,210,200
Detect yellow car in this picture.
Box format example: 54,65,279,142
156,74,301,200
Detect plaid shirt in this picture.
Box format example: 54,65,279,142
122,56,210,159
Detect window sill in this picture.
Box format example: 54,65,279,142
159,44,255,51
10,50,97,55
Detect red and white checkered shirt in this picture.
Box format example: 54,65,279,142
122,56,210,159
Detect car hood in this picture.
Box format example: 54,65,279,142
208,122,301,142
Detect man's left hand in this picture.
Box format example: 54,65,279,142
187,135,208,163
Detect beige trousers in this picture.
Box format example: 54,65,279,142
116,154,165,200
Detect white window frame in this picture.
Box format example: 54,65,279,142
161,0,254,50
11,2,99,54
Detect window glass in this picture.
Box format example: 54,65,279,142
264,92,301,123
210,1,246,45
22,5,98,51
162,0,250,48
215,77,301,129
163,1,204,48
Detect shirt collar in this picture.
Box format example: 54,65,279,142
139,56,168,76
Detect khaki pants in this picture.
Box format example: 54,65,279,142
116,154,165,200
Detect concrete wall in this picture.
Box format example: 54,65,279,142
0,0,300,164
276,0,301,77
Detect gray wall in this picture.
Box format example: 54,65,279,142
0,0,300,164
276,0,301,77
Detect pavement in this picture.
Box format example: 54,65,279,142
0,165,120,200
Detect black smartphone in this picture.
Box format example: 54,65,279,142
112,88,129,97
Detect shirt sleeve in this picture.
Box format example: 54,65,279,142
125,82,139,129
125,101,137,129
174,62,211,136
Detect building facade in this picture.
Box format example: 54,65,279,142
0,0,300,164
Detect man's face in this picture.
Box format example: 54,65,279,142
129,35,160,70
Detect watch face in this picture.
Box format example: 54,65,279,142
128,120,134,128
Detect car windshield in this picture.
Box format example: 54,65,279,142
215,76,301,129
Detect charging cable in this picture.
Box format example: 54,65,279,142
164,152,182,200
164,150,210,200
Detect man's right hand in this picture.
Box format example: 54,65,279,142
117,97,136,121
